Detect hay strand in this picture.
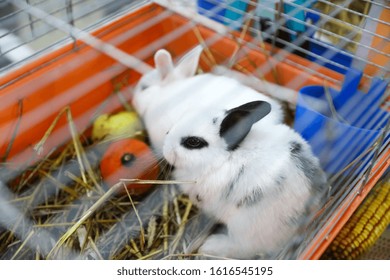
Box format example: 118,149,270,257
46,181,123,259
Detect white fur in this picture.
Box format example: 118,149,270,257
132,46,283,156
132,46,326,259
163,111,322,258
135,74,283,156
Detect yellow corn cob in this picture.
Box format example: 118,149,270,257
321,179,390,260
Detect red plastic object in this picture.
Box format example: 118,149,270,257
100,138,159,195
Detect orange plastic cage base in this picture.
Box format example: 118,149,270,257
0,2,388,259
0,3,343,165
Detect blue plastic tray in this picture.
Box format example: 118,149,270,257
294,68,389,175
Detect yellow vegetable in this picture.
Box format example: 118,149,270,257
92,111,144,141
321,179,390,260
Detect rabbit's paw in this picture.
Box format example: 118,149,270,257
198,234,233,258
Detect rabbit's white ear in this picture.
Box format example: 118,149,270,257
174,45,203,78
154,49,174,80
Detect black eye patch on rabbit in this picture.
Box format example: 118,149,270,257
181,136,208,150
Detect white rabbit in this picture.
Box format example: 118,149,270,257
132,46,284,156
162,100,329,259
132,46,328,258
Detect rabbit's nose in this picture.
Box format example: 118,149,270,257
162,144,177,165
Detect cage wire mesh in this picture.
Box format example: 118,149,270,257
0,0,389,260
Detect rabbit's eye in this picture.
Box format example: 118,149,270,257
181,136,208,150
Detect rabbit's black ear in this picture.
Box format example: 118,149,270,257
219,101,271,150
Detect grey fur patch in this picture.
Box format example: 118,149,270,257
275,174,287,187
236,187,264,208
212,117,218,125
285,211,302,226
289,141,328,194
290,141,302,155
224,165,245,198
211,223,228,235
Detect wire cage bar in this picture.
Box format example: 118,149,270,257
0,0,389,260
